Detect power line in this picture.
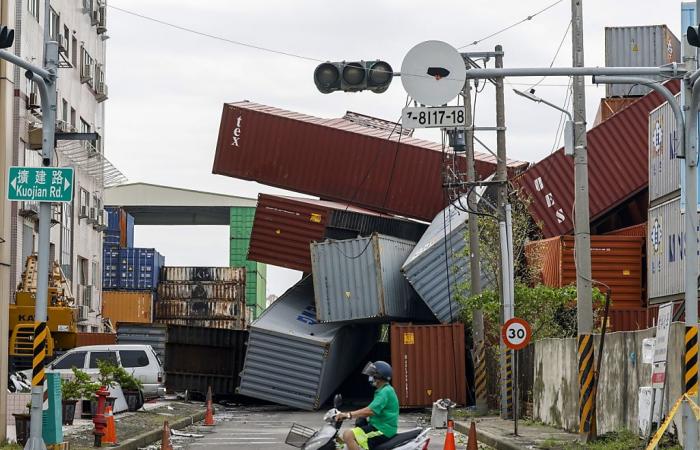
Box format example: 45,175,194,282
528,20,572,90
458,0,565,49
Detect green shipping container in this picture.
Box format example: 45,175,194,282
230,207,267,316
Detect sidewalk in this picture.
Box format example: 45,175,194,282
454,416,579,450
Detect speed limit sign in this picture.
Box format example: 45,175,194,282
502,317,532,350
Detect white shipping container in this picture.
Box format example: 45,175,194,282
649,94,681,204
605,26,680,97
648,197,695,301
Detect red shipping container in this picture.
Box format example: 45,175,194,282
605,222,647,238
75,332,117,347
213,102,527,221
525,235,644,309
390,323,466,408
514,80,680,238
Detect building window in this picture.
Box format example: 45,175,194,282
71,37,78,67
63,26,70,53
80,47,94,86
91,260,98,287
61,202,72,281
79,188,90,218
70,107,76,130
27,0,39,21
49,8,60,41
80,118,90,133
78,256,88,289
62,99,68,123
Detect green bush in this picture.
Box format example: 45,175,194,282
113,365,143,392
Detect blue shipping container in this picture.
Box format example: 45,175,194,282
118,248,164,290
102,247,121,290
104,207,135,248
126,214,135,248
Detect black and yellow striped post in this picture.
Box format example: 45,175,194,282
474,340,488,413
685,326,699,395
578,334,596,439
505,349,513,419
32,321,48,408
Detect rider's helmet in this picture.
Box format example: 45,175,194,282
362,361,393,381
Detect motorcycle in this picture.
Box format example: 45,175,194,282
285,395,431,450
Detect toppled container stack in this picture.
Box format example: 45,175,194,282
155,266,247,330
238,277,379,410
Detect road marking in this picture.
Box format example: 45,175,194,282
189,442,277,446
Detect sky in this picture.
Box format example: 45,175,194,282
105,0,681,296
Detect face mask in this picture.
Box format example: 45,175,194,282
368,376,375,386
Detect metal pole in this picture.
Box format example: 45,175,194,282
505,203,514,320
514,351,519,436
499,219,511,418
463,82,488,414
461,65,684,79
25,39,58,450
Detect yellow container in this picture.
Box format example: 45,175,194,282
102,291,154,324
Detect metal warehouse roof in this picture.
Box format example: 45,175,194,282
212,101,528,221
513,79,680,238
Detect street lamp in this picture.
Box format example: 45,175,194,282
513,88,575,156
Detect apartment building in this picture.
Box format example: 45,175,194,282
10,0,122,331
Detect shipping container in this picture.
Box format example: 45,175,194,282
164,325,248,398
647,197,696,302
157,281,245,300
212,102,527,221
311,234,433,323
160,266,246,283
116,323,168,364
525,235,644,309
238,277,379,410
101,291,154,325
105,207,134,249
594,97,639,126
154,299,245,327
649,94,682,204
248,194,428,273
75,333,117,347
118,248,165,290
390,323,467,408
102,247,120,290
514,80,680,238
605,26,681,97
402,195,493,323
605,222,647,238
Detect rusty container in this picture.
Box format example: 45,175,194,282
101,291,154,325
526,235,644,309
154,299,246,330
605,222,647,238
390,323,467,408
157,282,244,300
160,267,246,283
75,332,117,347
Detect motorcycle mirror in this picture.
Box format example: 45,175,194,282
333,394,343,408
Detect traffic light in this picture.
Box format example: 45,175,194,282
313,60,393,94
688,25,700,47
0,25,14,49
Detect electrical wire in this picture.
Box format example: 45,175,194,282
527,20,572,90
458,0,565,49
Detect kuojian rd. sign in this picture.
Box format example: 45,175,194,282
7,166,74,203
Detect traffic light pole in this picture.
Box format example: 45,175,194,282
0,40,57,450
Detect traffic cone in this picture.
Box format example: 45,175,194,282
203,386,215,426
467,421,478,450
102,405,117,445
161,421,173,450
442,420,456,450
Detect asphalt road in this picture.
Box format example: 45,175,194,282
175,405,463,449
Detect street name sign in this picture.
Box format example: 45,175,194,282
401,106,466,129
502,317,532,351
7,166,74,203
651,302,673,388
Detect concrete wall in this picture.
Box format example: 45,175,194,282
533,323,695,439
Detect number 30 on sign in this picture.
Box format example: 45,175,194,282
502,317,532,350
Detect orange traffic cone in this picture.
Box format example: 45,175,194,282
467,421,478,450
161,421,173,450
203,386,215,426
102,405,117,445
442,420,456,450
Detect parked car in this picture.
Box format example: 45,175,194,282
40,344,165,398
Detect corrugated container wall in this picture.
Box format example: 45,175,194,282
75,333,117,347
118,248,165,290
514,80,679,238
164,326,248,397
238,277,379,410
648,197,691,302
402,195,493,323
228,207,267,318
248,194,427,273
605,222,647,238
116,323,168,365
649,94,681,205
605,26,680,97
390,323,467,408
102,291,154,325
311,234,433,322
161,266,246,283
526,235,644,308
212,102,527,221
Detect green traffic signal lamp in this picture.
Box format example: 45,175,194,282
313,60,393,94
0,25,14,49
688,25,700,48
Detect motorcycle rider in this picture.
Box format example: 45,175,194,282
335,361,399,450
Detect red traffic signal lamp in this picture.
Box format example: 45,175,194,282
0,25,14,49
314,60,393,94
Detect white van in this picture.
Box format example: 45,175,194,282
46,344,165,398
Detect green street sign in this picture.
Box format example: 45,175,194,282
7,166,74,203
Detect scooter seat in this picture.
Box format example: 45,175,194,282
373,429,422,450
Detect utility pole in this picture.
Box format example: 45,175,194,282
571,0,595,440
463,79,488,414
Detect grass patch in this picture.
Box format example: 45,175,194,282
560,429,680,450
0,441,22,450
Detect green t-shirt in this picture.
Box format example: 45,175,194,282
368,384,399,438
